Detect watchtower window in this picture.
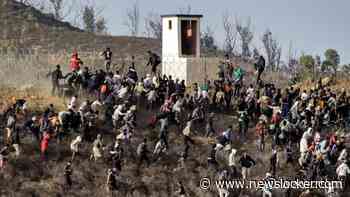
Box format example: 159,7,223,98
168,20,172,30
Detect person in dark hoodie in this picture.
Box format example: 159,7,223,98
50,64,65,95
254,55,265,84
64,162,73,190
146,50,161,74
101,47,113,72
239,151,256,180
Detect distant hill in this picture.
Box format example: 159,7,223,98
0,0,160,56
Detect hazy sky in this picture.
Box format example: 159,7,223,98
90,0,349,63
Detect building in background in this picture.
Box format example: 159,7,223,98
161,14,204,85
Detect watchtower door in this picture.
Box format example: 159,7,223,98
181,20,198,56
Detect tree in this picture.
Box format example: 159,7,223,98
324,48,340,74
287,41,298,71
321,60,332,72
222,12,237,55
19,0,49,12
343,64,350,74
95,17,107,34
299,54,315,70
236,17,253,58
252,48,260,59
49,0,63,20
124,1,140,36
144,12,162,40
82,5,95,33
201,26,218,54
262,29,282,71
315,55,321,68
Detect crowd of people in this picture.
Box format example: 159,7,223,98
1,47,350,197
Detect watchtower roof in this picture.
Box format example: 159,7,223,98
161,14,203,18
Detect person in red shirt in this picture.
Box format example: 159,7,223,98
270,110,281,135
41,132,51,160
69,52,83,71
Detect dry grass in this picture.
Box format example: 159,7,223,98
0,86,66,113
294,76,350,93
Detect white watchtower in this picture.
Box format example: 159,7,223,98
161,14,203,85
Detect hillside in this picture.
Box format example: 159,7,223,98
0,0,160,55
0,0,161,86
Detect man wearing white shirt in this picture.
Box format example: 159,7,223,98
112,104,126,128
228,148,237,176
336,161,350,182
117,86,129,100
91,99,102,113
301,90,308,101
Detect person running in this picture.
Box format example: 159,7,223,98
228,148,238,177
254,55,265,84
207,144,219,171
256,120,266,152
5,112,16,145
262,172,273,197
24,116,41,143
90,134,104,162
146,50,161,74
106,168,118,193
40,132,51,161
205,113,216,137
110,142,124,172
70,136,82,161
64,162,73,190
239,151,256,180
182,120,195,146
0,146,9,172
50,64,65,95
137,138,150,167
101,47,113,72
269,148,278,176
69,51,83,71
153,139,167,161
